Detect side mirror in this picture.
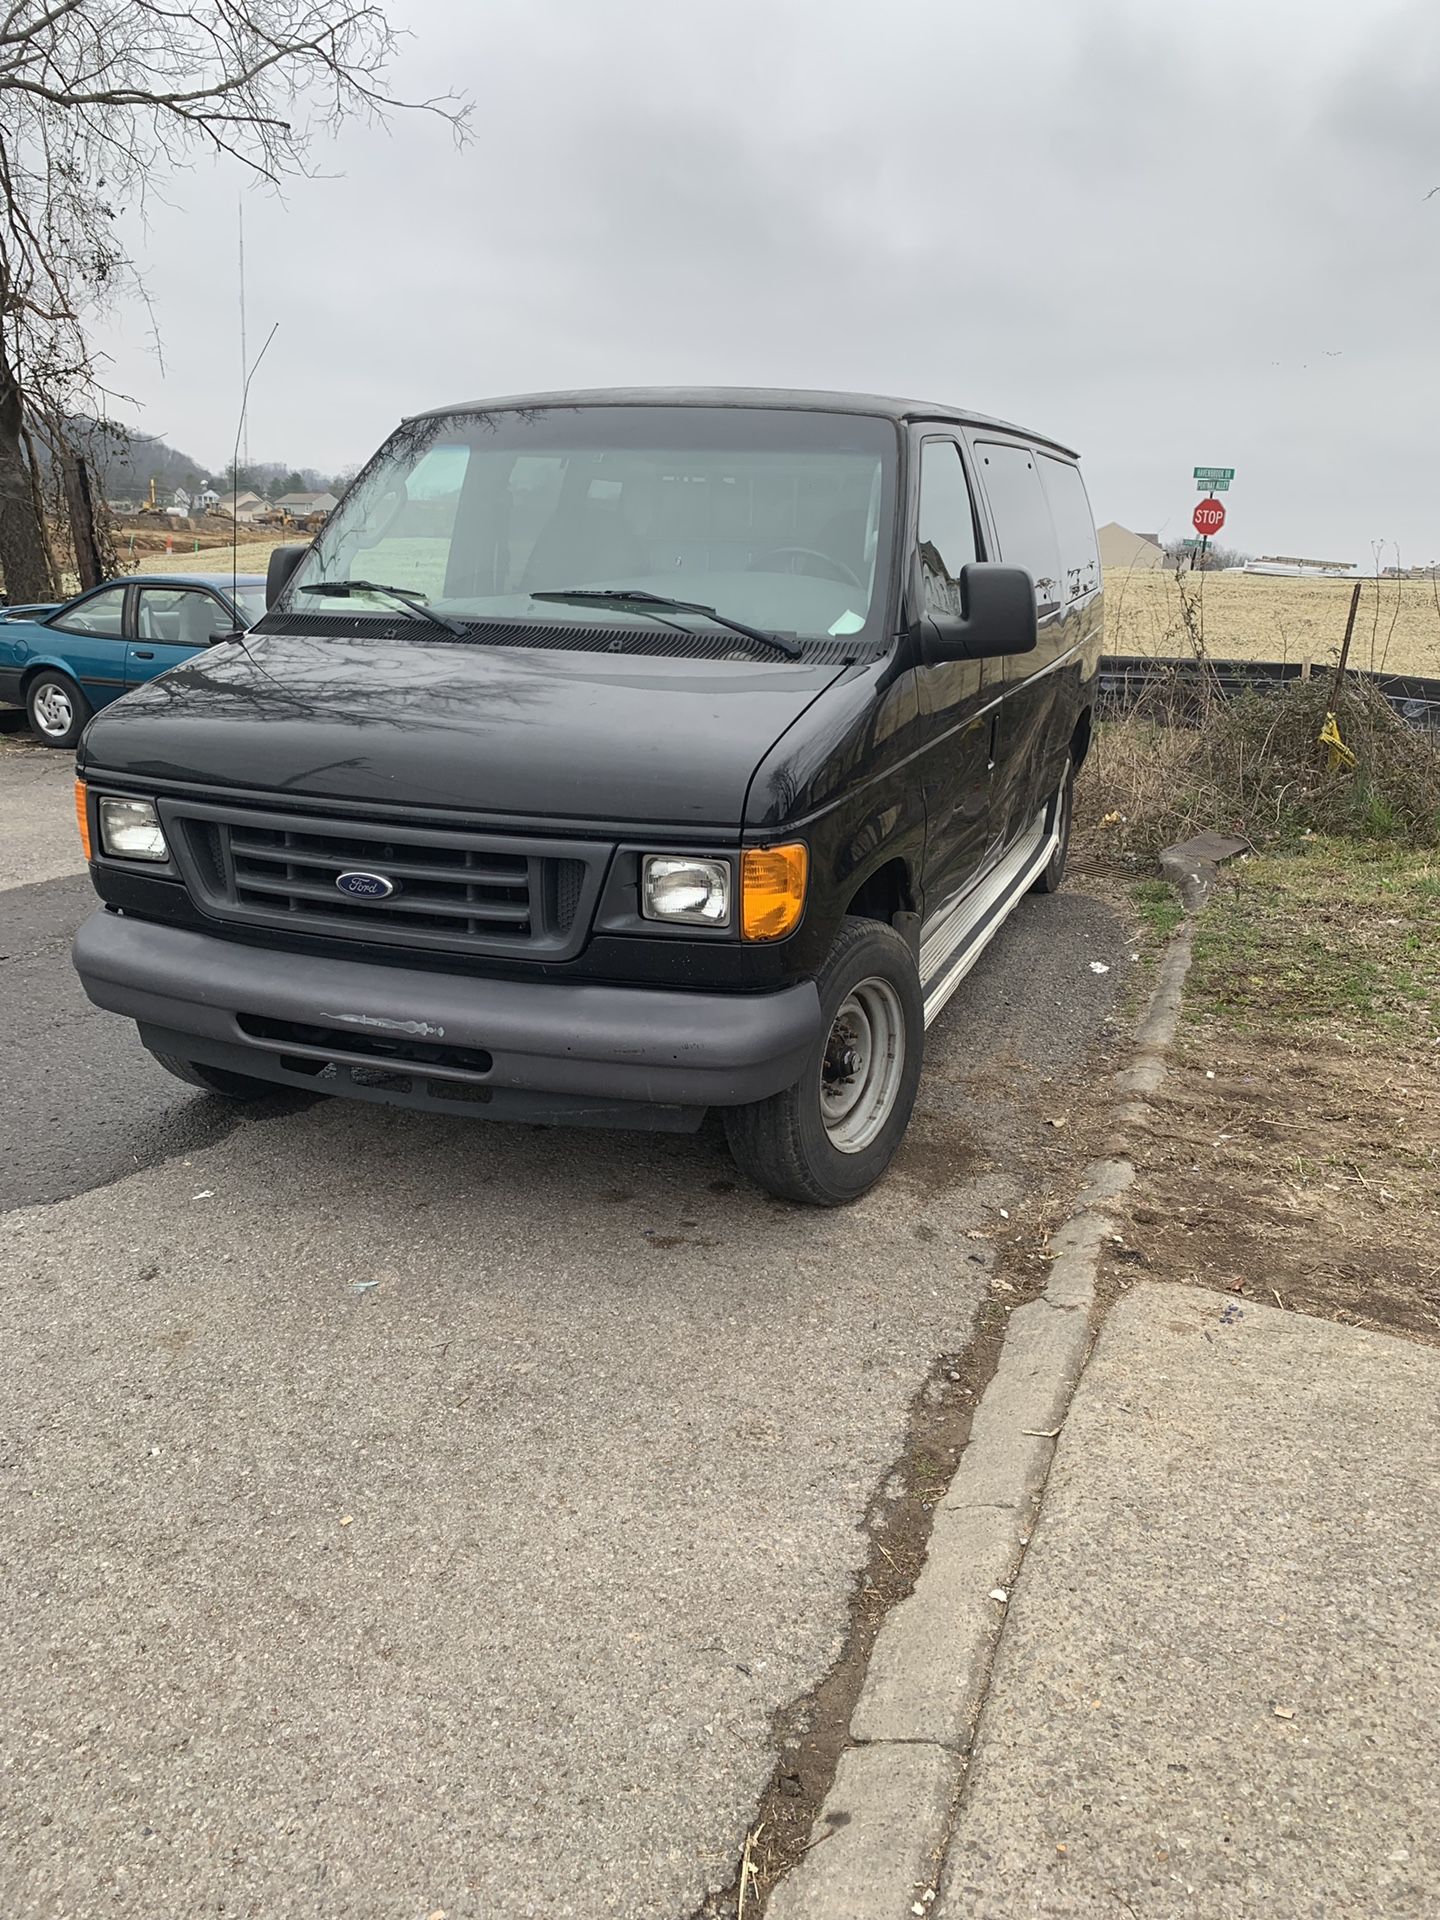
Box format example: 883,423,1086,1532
266,542,310,610
924,563,1038,663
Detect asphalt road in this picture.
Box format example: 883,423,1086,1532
1,735,1130,1919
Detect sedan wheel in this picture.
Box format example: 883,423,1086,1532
26,672,91,749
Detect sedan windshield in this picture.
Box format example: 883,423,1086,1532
284,404,898,648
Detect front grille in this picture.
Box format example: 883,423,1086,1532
160,799,607,960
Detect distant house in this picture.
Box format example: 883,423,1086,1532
172,486,192,514
273,489,338,516
217,490,267,523
1097,522,1166,572
196,487,220,513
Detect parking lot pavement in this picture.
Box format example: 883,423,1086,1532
0,740,295,1212
1,744,1131,1918
1,734,85,889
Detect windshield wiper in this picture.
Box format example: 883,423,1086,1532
299,580,465,637
529,588,803,660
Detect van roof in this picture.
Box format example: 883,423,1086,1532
408,387,1080,459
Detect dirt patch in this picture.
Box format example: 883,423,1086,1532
1103,1026,1440,1343
1088,835,1440,1345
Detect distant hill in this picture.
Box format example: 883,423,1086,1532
54,418,344,506
84,424,213,502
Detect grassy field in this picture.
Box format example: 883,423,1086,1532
1189,837,1440,1039
124,535,447,594
122,537,284,579
1105,567,1440,677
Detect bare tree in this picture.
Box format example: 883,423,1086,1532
0,2,469,601
1161,538,1251,573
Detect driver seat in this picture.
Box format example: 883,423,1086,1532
178,592,224,646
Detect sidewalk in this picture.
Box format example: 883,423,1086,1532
937,1281,1440,1917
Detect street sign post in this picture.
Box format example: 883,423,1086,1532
1187,471,1234,567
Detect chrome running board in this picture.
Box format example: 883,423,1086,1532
919,810,1057,1029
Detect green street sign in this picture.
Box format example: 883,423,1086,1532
1181,537,1202,548
1193,466,1235,482
1196,477,1231,492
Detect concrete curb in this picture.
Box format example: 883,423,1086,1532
766,927,1195,1920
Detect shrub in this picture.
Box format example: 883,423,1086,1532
1078,674,1440,863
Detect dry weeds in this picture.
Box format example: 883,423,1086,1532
1078,680,1440,860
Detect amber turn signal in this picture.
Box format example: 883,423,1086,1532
741,843,808,941
74,778,92,860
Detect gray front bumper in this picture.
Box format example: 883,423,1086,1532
73,910,822,1123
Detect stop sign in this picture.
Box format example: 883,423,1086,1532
1193,496,1227,536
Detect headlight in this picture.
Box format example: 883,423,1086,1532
641,855,731,927
98,796,168,862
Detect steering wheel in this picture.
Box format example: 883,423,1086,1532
748,545,864,592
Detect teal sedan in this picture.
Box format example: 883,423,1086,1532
0,572,266,748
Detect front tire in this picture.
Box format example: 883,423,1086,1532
1030,753,1074,894
145,1048,274,1101
723,917,924,1206
26,671,91,749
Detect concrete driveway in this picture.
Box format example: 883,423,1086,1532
0,736,1128,1919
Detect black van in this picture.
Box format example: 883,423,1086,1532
72,390,1102,1204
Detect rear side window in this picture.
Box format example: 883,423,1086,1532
1038,455,1100,602
916,439,979,619
973,442,1062,613
50,585,127,638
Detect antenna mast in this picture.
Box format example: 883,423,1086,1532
238,197,250,476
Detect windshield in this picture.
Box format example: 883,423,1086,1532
285,405,898,646
234,586,266,626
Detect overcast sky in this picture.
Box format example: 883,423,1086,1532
90,0,1440,563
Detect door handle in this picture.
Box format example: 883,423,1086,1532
133,649,155,659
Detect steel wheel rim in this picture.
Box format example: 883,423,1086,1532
820,976,906,1153
33,684,73,736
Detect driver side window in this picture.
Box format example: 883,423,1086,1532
136,587,231,646
917,440,979,619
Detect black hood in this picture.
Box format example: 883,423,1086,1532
78,630,849,829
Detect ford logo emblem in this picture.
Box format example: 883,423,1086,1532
335,870,396,899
